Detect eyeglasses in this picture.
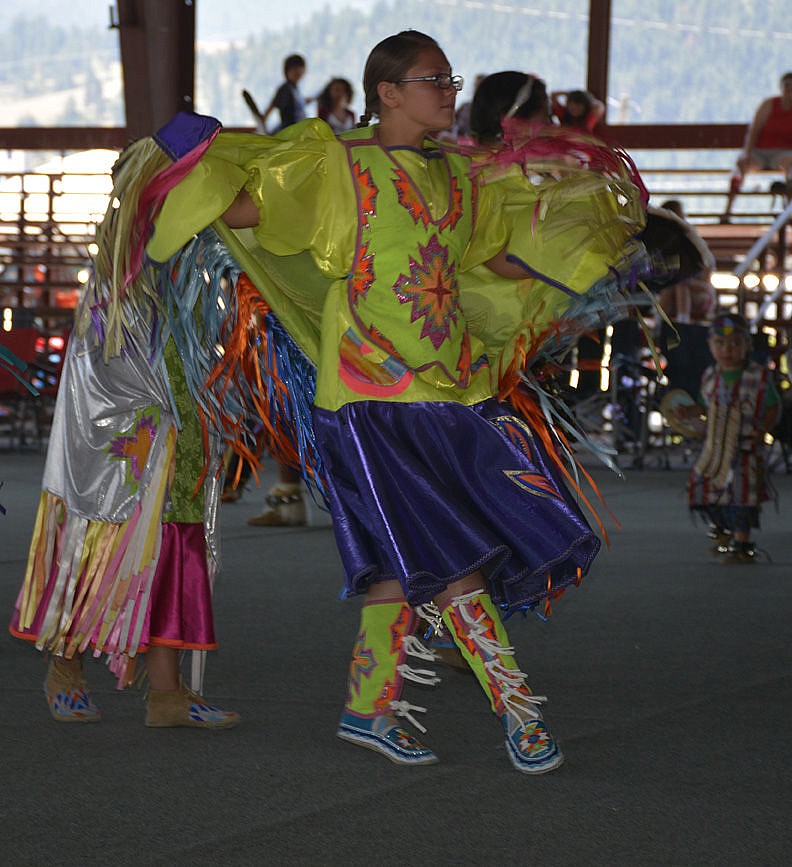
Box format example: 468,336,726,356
395,73,464,92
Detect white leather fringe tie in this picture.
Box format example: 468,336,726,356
448,590,549,731
389,630,441,733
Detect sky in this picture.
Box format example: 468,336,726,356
201,1,372,41
0,1,371,41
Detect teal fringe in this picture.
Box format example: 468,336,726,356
157,229,326,503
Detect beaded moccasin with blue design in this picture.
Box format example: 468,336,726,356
441,590,565,775
502,713,564,774
145,680,240,729
339,599,441,765
44,656,101,723
337,711,438,765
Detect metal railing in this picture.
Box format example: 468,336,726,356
1,160,790,327
0,168,111,327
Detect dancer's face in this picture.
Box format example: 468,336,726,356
381,46,458,135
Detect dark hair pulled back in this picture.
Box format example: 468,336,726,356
358,30,440,126
470,71,549,144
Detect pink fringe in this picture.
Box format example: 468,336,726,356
464,120,649,208
123,130,220,290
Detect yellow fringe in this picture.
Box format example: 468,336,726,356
75,139,171,360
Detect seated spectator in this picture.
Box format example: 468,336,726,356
551,89,604,133
722,71,792,222
653,200,717,326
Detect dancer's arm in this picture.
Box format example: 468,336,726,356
483,246,533,281
222,189,260,228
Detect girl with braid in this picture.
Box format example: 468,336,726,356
216,30,647,774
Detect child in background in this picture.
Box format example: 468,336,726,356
317,77,356,133
674,314,781,562
259,53,309,132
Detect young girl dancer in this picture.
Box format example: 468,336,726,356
303,33,587,773
207,32,640,773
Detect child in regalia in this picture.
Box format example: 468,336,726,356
676,314,780,562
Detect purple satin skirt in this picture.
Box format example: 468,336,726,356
313,399,600,612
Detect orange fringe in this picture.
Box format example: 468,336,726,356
498,332,618,546
192,272,319,496
544,571,553,618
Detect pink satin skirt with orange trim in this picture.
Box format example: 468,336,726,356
10,522,217,653
143,522,217,650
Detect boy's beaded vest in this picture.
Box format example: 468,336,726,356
315,127,492,410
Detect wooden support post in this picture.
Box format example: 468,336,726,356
112,0,195,141
587,0,611,120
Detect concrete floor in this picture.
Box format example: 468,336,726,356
1,447,790,866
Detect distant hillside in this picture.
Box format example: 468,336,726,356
2,0,792,140
196,0,370,41
0,0,367,41
0,1,102,31
0,15,122,127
